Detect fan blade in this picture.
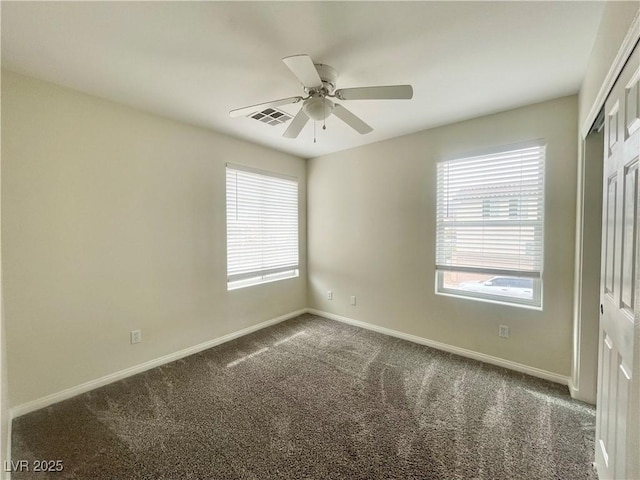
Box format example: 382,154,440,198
335,85,413,101
333,104,373,134
229,96,302,118
283,108,310,138
282,54,323,89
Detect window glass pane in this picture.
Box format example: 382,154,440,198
441,272,534,302
435,141,545,308
226,165,299,290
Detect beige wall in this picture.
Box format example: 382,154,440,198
1,71,307,407
1,143,9,476
571,129,603,404
1,67,9,470
578,1,639,129
308,95,578,377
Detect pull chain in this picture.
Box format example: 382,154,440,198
313,121,316,143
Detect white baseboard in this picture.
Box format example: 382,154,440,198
306,308,570,386
568,377,578,396
567,377,596,405
10,307,570,418
10,309,307,418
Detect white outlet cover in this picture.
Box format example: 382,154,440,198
131,329,142,344
499,325,509,338
350,296,356,306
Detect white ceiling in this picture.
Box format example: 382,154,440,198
2,1,605,159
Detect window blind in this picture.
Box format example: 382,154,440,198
226,164,299,286
435,143,545,278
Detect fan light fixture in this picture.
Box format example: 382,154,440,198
302,96,334,121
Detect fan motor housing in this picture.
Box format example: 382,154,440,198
311,64,338,94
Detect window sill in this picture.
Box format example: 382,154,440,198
435,289,543,311
227,270,299,291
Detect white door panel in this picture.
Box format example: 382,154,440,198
621,163,637,312
596,41,639,480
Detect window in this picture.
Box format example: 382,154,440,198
435,141,545,308
226,164,299,290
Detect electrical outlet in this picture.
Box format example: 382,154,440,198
131,329,142,344
350,296,356,306
498,325,509,338
328,291,333,300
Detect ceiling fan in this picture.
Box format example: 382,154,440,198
229,54,413,139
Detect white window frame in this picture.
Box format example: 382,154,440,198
226,163,299,290
434,140,545,309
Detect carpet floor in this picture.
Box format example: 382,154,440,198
12,314,596,479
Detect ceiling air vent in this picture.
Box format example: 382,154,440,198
249,107,292,126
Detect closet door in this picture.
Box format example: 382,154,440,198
595,42,639,480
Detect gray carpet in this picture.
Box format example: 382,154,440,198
12,314,596,479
